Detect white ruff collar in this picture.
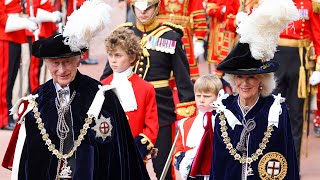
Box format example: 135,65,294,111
111,68,137,112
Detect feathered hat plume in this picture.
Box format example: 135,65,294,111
63,0,111,52
236,0,300,62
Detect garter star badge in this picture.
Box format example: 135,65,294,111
92,115,113,141
258,152,288,180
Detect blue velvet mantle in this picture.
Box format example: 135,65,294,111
210,95,299,180
18,71,149,180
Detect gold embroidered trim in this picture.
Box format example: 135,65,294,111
136,20,160,32
139,133,154,150
313,0,320,13
162,22,184,33
117,22,133,29
176,105,196,117
149,80,169,88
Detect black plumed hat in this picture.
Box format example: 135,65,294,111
217,43,279,75
32,33,87,59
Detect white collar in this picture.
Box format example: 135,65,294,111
53,82,70,93
113,67,132,78
111,68,137,112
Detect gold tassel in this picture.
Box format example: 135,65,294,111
298,46,307,98
312,0,320,13
298,66,307,98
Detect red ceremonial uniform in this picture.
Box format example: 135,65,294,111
273,0,320,164
26,0,57,92
158,0,207,77
101,73,159,145
0,0,28,129
175,116,196,154
206,0,239,65
0,0,27,44
25,0,57,38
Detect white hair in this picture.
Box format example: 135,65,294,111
223,73,277,97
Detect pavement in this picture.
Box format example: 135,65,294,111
1,1,320,179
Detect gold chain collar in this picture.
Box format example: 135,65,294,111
219,112,274,164
31,99,94,160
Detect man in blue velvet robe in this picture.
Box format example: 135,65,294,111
2,33,150,180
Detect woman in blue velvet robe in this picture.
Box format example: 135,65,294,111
209,43,299,180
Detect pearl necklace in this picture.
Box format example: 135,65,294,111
218,112,274,165
31,99,94,160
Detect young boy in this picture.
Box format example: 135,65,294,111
173,74,223,180
101,27,159,160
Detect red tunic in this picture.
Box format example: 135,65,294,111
158,0,207,77
25,0,57,38
0,0,27,44
174,116,196,155
280,0,320,56
101,73,159,144
206,0,240,65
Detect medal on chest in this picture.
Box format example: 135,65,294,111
299,9,309,20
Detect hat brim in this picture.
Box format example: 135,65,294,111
217,43,279,75
219,61,280,75
32,34,87,59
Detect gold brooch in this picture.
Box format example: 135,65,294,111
258,152,288,180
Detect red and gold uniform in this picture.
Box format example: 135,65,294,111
273,0,320,165
101,73,159,153
158,0,207,77
26,0,58,92
0,0,28,129
206,0,239,65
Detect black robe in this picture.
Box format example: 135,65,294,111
210,95,299,180
18,71,149,180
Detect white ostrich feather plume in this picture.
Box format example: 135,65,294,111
236,0,300,62
63,0,111,52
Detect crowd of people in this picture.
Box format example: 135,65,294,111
1,0,320,179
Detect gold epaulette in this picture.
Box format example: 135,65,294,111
116,22,133,29
176,101,197,119
313,0,320,13
162,22,184,36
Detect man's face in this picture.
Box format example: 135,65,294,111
134,5,156,23
45,56,80,88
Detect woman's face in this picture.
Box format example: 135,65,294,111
234,74,261,100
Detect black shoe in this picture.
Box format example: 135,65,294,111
314,126,320,137
80,58,98,65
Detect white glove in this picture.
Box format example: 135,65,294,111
36,9,62,23
310,71,320,86
178,149,197,180
5,15,38,32
193,39,205,59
